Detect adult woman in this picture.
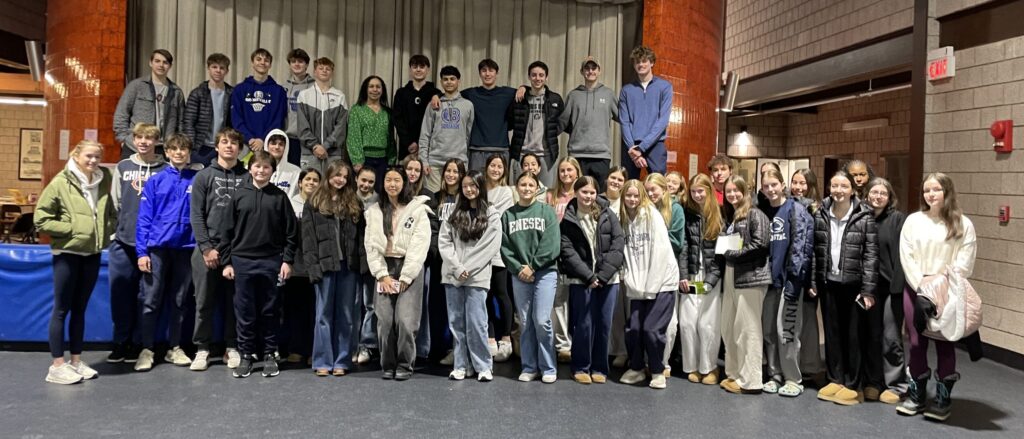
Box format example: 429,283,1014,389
301,161,364,376
791,168,823,378
864,177,908,404
35,140,117,384
284,167,322,365
501,172,561,383
364,167,432,380
812,171,878,406
644,173,687,378
560,176,625,384
603,166,630,367
348,75,396,192
758,170,814,397
617,180,680,390
680,174,724,385
897,173,976,421
439,171,502,381
548,157,582,361
484,154,515,361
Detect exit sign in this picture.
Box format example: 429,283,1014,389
927,47,956,81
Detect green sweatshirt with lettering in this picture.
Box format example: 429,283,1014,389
500,201,561,275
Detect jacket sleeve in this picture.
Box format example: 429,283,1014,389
727,211,770,263
417,107,434,164
230,87,256,141
532,206,562,269
704,239,722,290
595,211,626,284
282,198,298,265
364,207,388,280
183,87,201,146
297,94,317,152
347,108,365,166
113,82,137,149
860,216,879,298
500,211,524,274
189,173,213,252
326,106,348,153
618,88,633,149
464,210,502,279
889,212,908,294
217,197,236,265
558,93,573,134
668,204,687,280
788,203,813,280
301,206,323,283
399,208,433,284
638,83,673,154
135,180,155,258
171,88,186,137
559,220,595,282
611,92,620,123
356,213,368,275
34,181,72,238
438,219,460,278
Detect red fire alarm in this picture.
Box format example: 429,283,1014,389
990,120,1013,153
999,205,1011,223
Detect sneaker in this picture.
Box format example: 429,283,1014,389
354,347,371,365
488,339,499,357
286,353,303,364
395,370,413,381
449,369,467,380
106,343,129,363
262,354,279,377
880,389,902,405
556,351,572,363
315,369,329,377
477,370,493,382
71,361,98,379
541,374,557,384
611,355,627,368
439,350,455,366
225,348,241,369
518,371,539,382
165,347,192,366
124,344,140,363
663,366,671,378
650,374,667,389
591,373,607,384
620,369,646,385
45,363,83,385
233,355,253,378
190,350,210,371
495,341,513,362
381,370,395,380
134,348,155,372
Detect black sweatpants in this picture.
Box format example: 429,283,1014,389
577,158,611,192
232,255,283,357
49,253,101,358
140,248,192,348
821,281,871,389
486,266,514,339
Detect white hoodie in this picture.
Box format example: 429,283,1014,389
620,204,679,299
364,195,434,284
264,128,301,198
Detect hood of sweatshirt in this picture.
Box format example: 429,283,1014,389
263,128,291,160
65,160,103,191
287,74,315,86
242,75,281,89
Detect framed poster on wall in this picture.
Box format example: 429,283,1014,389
19,128,43,180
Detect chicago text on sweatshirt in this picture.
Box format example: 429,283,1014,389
560,83,619,160
418,93,475,167
230,75,288,144
113,152,168,245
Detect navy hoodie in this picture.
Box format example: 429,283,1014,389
230,75,288,144
461,85,516,149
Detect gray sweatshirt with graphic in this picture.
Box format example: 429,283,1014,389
559,83,619,160
418,93,475,167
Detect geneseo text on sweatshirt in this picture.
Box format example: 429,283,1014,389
560,83,619,160
218,181,298,264
500,201,561,274
419,93,474,167
113,153,167,245
190,161,250,253
231,75,288,144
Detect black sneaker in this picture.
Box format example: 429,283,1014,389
106,343,128,363
124,344,141,364
262,354,280,377
233,355,254,378
381,370,395,380
395,369,412,381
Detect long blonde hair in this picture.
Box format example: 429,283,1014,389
644,173,674,226
724,175,753,224
548,156,582,203
685,173,722,241
619,179,653,229
666,171,688,204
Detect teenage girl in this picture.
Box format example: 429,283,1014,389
644,173,687,378
484,153,515,362
680,174,724,385
548,157,582,362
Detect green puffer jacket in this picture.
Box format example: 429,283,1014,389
34,166,117,254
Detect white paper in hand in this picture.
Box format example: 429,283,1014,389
715,234,742,255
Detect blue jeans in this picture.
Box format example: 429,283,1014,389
511,268,558,376
312,265,359,370
416,266,431,358
569,283,618,376
358,273,378,349
445,284,492,373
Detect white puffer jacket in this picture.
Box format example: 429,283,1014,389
364,195,433,284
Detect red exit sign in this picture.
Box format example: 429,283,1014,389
927,47,956,81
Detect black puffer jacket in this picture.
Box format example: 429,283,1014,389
723,208,772,289
874,207,907,295
559,198,625,284
683,208,723,289
183,81,233,148
812,198,879,297
301,204,366,282
509,86,564,160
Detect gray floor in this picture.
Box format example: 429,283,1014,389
1,350,1022,438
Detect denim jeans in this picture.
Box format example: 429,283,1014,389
445,285,492,373
313,265,360,370
358,273,378,349
416,266,431,358
569,283,618,376
511,268,558,376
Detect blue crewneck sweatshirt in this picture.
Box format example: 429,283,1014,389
462,85,516,149
618,76,673,153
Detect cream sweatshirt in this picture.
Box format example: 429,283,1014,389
899,211,977,292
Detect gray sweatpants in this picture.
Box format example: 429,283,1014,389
375,271,424,373
191,248,236,351
763,287,804,384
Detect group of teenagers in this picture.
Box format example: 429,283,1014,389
36,44,977,423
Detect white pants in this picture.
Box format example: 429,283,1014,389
609,282,629,357
763,287,804,384
679,287,721,375
663,291,682,368
721,265,767,390
552,282,571,353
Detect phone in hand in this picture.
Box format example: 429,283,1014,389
855,295,868,310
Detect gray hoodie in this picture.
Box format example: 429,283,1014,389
438,206,502,288
418,93,475,167
559,83,618,160
285,74,316,137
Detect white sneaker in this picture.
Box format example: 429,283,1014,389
164,347,192,366
650,374,667,389
541,374,557,384
225,348,241,369
488,340,498,356
190,350,210,371
134,348,155,371
449,369,467,380
518,371,539,382
620,369,646,384
354,348,371,365
71,361,98,379
478,370,493,382
439,350,455,366
495,341,512,362
45,363,83,385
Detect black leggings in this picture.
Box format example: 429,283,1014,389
49,253,101,358
486,266,514,339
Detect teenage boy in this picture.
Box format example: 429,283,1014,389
510,61,564,188
134,133,198,371
107,123,168,364
707,153,733,205
354,167,378,364
183,53,233,167
231,48,287,159
394,55,442,161
460,59,518,171
262,128,300,197
284,48,315,166
560,57,619,190
114,49,185,159
619,46,673,178
419,66,475,192
297,56,348,175
190,127,249,371
220,150,298,378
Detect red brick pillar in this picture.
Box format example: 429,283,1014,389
643,0,723,176
43,0,127,183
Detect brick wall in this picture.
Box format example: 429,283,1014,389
724,0,913,79
0,104,45,196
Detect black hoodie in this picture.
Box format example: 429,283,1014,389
393,80,443,158
218,181,298,265
190,160,249,253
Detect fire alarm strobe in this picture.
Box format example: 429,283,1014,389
990,120,1013,153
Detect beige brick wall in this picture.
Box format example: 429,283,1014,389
924,19,1024,353
724,0,914,79
0,104,45,197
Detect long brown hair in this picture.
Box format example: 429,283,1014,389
685,173,722,241
723,175,753,224
573,176,601,222
309,160,361,221
921,172,964,241
791,168,820,213
866,176,898,212
401,155,426,195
